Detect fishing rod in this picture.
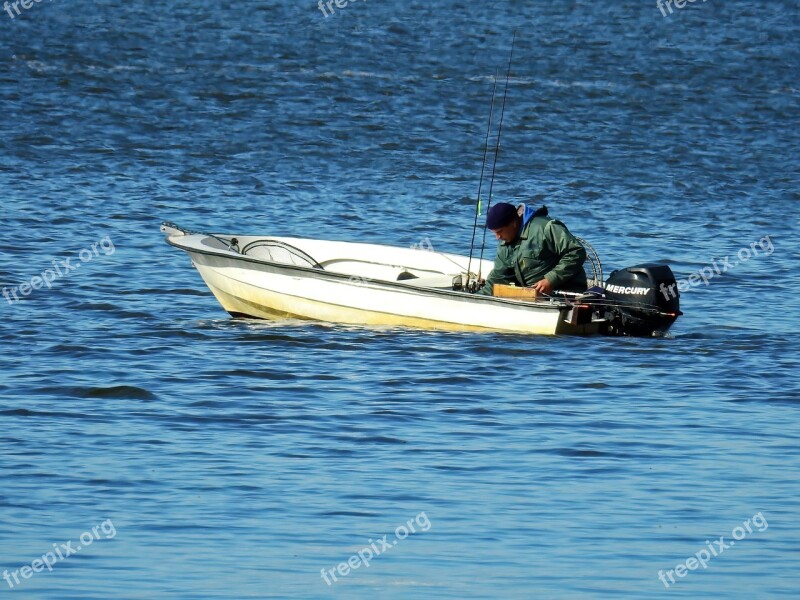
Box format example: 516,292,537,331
476,31,516,285
465,68,499,287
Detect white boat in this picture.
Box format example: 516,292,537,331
160,222,681,337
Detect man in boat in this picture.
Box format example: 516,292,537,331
476,203,587,296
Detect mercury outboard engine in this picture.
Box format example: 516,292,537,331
599,264,682,336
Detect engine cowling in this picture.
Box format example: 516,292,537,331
601,264,681,336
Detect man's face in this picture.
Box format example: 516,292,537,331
491,218,519,243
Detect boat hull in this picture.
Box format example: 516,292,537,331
186,250,598,336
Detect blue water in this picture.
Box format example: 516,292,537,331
1,1,799,598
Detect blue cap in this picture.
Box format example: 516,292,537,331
486,203,518,230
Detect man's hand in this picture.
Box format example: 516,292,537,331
532,278,553,295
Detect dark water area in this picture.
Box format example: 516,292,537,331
1,1,799,598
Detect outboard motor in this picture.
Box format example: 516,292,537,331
600,264,682,336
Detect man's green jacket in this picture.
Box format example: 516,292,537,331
477,205,587,295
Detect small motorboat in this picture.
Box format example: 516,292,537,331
161,222,681,337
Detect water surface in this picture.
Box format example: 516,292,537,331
1,1,799,598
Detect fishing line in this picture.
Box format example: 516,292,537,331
477,31,516,284
466,68,499,285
